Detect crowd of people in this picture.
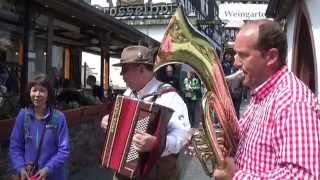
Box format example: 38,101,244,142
6,19,320,180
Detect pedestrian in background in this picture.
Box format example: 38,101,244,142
9,74,70,180
225,70,244,118
156,64,181,95
164,65,181,93
87,75,104,103
222,53,233,76
214,20,320,179
183,71,202,127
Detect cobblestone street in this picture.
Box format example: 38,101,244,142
178,154,211,180
69,151,212,180
70,100,249,180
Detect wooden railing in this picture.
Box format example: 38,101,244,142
0,104,111,142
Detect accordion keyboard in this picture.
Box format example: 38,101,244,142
126,115,150,162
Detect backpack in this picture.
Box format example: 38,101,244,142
23,108,59,142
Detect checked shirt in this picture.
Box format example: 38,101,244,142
234,66,320,179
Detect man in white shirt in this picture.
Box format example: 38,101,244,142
225,70,244,117
101,45,191,180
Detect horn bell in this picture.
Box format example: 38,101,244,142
154,6,240,176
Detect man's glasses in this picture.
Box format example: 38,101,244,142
120,67,128,75
120,64,138,75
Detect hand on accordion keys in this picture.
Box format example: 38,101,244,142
132,131,157,152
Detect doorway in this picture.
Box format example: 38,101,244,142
293,5,316,93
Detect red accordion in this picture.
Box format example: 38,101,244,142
101,95,173,178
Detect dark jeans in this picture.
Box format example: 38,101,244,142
232,95,242,118
185,98,202,128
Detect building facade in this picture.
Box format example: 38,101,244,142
216,0,269,56
92,0,224,56
0,0,157,119
266,0,320,95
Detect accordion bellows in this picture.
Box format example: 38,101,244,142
101,95,173,178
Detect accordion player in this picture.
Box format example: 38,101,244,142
101,95,173,179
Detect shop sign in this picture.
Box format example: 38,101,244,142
122,18,171,25
120,15,197,26
93,3,178,18
219,3,267,21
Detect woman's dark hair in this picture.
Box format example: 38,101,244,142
24,74,55,107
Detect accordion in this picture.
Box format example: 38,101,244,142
101,95,173,178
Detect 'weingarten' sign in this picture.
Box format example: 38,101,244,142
93,3,178,18
219,3,267,21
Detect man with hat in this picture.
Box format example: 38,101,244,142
101,45,191,180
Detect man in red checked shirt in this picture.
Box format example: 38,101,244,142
214,19,320,179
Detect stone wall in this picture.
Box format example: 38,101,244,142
0,140,10,180
68,118,106,175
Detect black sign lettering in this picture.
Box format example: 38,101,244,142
135,6,144,16
92,3,178,18
160,5,168,15
118,7,126,16
109,7,117,16
151,4,159,15
126,7,134,16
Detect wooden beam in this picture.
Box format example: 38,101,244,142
46,11,53,74
99,33,110,91
21,0,30,97
64,48,71,79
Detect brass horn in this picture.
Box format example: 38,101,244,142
154,6,240,176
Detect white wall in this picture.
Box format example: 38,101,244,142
285,4,298,71
285,0,320,96
81,52,127,89
82,52,101,85
135,25,166,42
305,0,320,95
109,58,127,89
150,0,172,3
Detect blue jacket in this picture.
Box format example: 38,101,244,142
9,107,70,180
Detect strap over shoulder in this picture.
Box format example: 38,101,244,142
141,83,176,101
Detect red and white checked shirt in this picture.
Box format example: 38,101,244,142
234,66,320,179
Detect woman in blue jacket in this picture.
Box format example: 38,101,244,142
9,74,70,180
